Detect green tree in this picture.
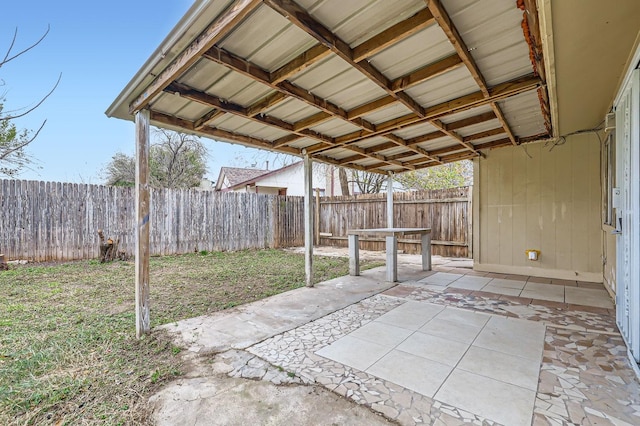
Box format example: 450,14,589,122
1,26,59,177
104,129,209,188
396,160,473,191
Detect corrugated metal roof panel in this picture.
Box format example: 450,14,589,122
455,119,503,137
324,77,388,111
353,157,381,167
470,133,508,145
263,98,320,123
392,122,439,139
180,58,229,90
219,4,316,71
381,146,411,156
405,66,479,107
353,136,390,149
440,104,494,124
309,119,361,138
288,137,317,149
173,101,214,122
151,93,192,117
443,0,534,86
498,90,547,138
370,24,455,80
297,0,425,46
418,138,461,152
202,70,266,106
361,103,412,125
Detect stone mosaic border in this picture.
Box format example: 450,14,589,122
216,284,640,426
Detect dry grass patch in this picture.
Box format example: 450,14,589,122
0,249,382,425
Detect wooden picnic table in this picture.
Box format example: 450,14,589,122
347,228,431,282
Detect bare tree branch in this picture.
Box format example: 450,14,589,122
0,73,61,121
0,120,45,162
0,25,50,69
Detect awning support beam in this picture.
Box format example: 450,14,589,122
135,109,151,338
304,151,314,287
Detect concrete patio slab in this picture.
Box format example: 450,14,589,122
435,369,537,426
367,349,453,397
152,250,639,426
565,286,615,308
159,266,396,353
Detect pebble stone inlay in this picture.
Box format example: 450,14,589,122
223,280,640,425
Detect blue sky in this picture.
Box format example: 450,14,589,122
3,1,278,184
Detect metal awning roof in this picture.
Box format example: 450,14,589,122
107,0,551,175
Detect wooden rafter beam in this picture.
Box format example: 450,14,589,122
265,0,426,118
270,44,331,84
347,96,397,121
129,0,260,114
194,109,225,131
426,0,518,145
429,119,479,155
335,74,541,145
313,153,382,174
352,8,434,62
246,91,288,117
202,45,377,133
390,54,463,92
384,133,444,165
462,127,504,143
426,0,487,93
165,81,336,145
293,112,332,132
150,110,301,155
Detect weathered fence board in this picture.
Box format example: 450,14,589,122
1,180,304,262
318,188,470,257
1,180,469,261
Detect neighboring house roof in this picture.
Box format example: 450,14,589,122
229,161,302,190
215,167,268,191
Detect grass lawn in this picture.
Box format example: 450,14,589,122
0,249,382,425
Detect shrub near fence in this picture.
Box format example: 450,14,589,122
0,179,305,262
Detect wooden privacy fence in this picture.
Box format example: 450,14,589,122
318,187,471,258
0,179,304,262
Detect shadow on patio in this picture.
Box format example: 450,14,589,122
153,250,640,426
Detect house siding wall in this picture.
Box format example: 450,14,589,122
474,135,603,282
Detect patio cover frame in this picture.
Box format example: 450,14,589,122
108,0,552,337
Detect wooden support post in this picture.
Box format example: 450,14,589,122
348,234,360,276
135,109,151,338
315,188,320,246
421,232,432,271
386,236,398,282
387,173,394,228
304,152,314,287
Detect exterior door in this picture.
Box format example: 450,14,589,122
615,69,640,362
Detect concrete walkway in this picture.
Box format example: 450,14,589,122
151,250,640,426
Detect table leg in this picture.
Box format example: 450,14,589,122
386,235,398,282
421,233,431,271
348,234,360,276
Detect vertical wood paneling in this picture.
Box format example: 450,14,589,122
1,180,305,261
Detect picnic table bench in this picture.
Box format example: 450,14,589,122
347,227,431,282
